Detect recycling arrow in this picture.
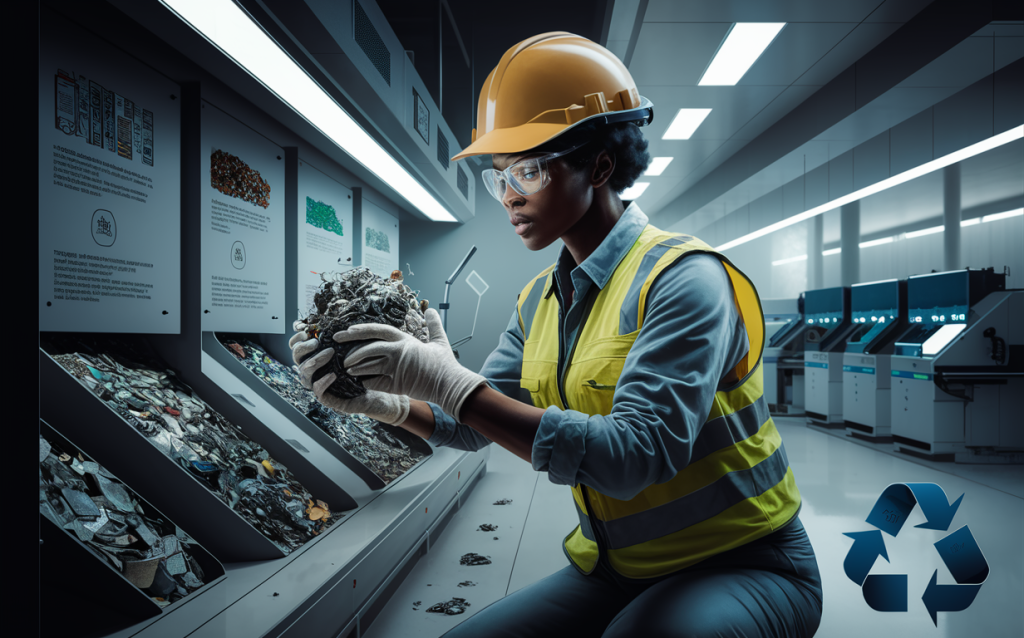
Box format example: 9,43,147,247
922,525,989,626
866,483,963,536
842,530,888,586
844,483,988,626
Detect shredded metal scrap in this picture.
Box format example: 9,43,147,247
299,267,428,399
39,433,210,605
425,597,470,615
459,553,492,566
219,337,426,483
49,336,337,555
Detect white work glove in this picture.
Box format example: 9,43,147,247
335,308,487,422
289,321,410,426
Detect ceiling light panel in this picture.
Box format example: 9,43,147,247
699,23,786,86
663,109,712,140
620,182,651,200
160,0,457,222
645,157,674,176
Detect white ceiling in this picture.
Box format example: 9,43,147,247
625,0,935,219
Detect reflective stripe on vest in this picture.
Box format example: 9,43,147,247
516,225,801,579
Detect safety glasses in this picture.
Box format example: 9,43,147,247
480,142,588,202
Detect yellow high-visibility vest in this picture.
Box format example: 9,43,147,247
516,225,801,580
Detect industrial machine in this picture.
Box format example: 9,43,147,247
763,295,808,415
843,279,908,440
804,286,856,424
890,268,1018,459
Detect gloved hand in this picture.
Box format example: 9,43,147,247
289,321,410,425
335,308,487,421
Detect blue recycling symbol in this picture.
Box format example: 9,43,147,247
843,483,989,625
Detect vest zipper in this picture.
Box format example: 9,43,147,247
557,290,598,411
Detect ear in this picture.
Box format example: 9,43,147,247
589,149,616,190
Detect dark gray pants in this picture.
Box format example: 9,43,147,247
442,517,823,638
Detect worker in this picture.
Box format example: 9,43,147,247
290,32,822,638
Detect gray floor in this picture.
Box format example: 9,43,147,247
363,418,1024,638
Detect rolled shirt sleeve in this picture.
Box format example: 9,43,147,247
530,253,750,500
426,300,531,451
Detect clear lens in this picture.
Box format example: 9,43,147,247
480,142,586,203
481,157,549,201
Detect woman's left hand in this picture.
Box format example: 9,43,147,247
335,308,487,421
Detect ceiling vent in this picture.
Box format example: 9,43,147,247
354,0,390,85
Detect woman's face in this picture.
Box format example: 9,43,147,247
490,152,593,252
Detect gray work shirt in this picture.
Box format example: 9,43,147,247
427,203,750,501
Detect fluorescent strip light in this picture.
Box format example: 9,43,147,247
663,109,712,140
716,126,1024,251
859,237,894,248
620,182,650,200
645,157,674,176
960,218,980,227
160,0,457,222
699,23,786,86
822,248,842,256
905,225,944,238
983,208,1024,222
772,254,808,266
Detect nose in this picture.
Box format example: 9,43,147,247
502,180,524,209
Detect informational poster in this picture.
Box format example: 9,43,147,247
39,13,181,333
200,102,285,333
361,197,399,278
297,160,353,317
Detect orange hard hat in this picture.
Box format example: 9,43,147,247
451,32,653,161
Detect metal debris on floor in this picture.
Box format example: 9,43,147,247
477,523,497,532
457,581,476,588
493,499,512,505
426,597,470,615
459,553,492,566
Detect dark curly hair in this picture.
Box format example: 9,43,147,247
532,121,652,195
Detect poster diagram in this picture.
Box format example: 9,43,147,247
297,160,353,317
365,226,391,252
201,103,284,334
361,198,399,279
211,149,271,209
53,68,155,166
39,13,181,333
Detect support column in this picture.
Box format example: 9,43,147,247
807,214,824,290
944,164,962,271
840,201,860,286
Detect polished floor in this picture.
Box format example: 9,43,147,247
363,417,1024,638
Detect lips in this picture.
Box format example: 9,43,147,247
511,216,532,236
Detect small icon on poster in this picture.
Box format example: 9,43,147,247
91,209,116,247
231,240,246,270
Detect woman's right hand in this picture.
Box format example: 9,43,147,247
289,321,410,425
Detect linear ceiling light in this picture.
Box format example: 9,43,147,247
905,225,944,239
716,126,1024,251
771,254,808,266
859,237,893,248
822,248,842,256
699,23,786,86
620,182,651,200
160,0,458,222
663,108,712,140
645,157,674,176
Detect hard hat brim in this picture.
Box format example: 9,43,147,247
452,96,654,162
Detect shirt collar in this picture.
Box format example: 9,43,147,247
544,202,649,297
